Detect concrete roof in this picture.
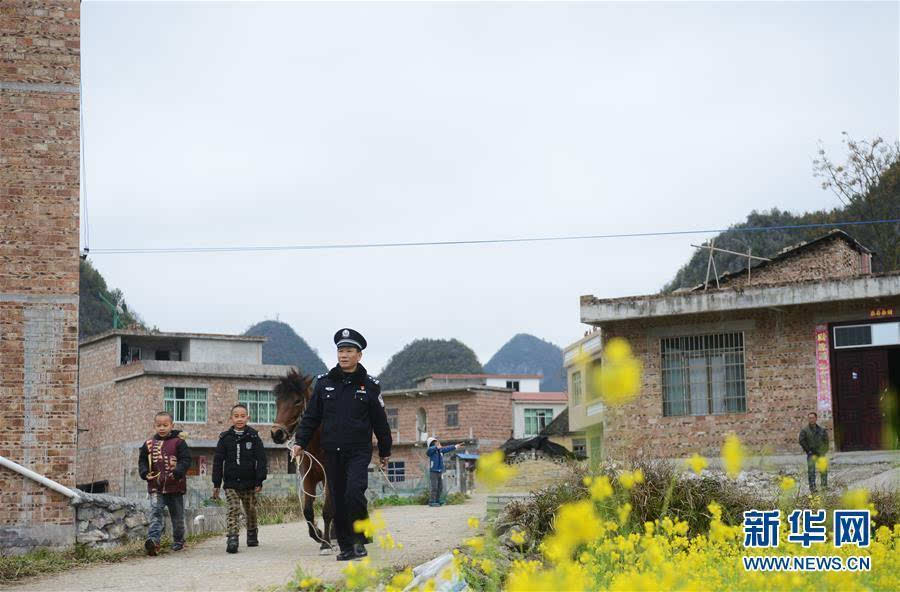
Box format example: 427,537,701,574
582,271,900,323
80,329,267,347
416,373,542,380
511,392,568,403
114,360,294,382
382,386,513,398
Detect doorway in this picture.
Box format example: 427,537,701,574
833,348,898,450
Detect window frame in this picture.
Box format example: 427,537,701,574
386,460,405,483
660,332,747,418
523,407,555,437
386,407,398,430
163,386,208,424
238,389,277,425
445,403,459,428
571,370,583,405
505,380,521,391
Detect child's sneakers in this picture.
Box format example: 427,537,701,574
246,529,259,547
171,541,185,551
144,538,160,556
226,535,239,554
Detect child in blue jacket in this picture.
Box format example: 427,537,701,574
426,437,462,507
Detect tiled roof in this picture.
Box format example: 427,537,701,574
511,392,568,402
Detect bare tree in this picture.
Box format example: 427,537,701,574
813,133,900,271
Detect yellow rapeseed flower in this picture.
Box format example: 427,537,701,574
419,580,436,592
510,529,526,545
779,476,797,491
841,488,869,509
467,516,480,530
617,502,632,526
390,568,414,589
590,475,614,501
593,338,642,406
721,433,744,478
685,453,707,475
475,450,517,490
815,455,829,473
352,510,386,538
465,536,485,553
480,558,495,574
342,557,377,591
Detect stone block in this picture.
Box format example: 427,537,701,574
78,529,107,543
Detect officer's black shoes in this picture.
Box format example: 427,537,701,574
336,548,357,561
246,529,259,547
144,538,159,556
226,535,239,554
353,543,368,558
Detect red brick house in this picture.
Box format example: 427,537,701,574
577,230,900,460
77,330,295,502
378,379,515,485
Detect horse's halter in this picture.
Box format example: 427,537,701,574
272,393,306,439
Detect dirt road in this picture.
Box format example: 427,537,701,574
8,496,486,592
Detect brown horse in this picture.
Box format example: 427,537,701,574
271,369,335,554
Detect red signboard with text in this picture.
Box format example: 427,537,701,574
814,324,832,420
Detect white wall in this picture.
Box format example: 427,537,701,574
185,339,262,364
512,402,567,438
485,377,541,392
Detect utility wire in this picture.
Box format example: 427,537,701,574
86,218,900,255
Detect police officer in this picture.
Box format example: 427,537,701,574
292,328,392,561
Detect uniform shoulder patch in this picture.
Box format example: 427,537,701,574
368,375,380,385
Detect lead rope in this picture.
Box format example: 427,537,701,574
287,444,334,550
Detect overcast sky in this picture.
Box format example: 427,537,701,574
80,1,899,373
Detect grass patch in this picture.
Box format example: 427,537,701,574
0,531,218,583
372,491,467,508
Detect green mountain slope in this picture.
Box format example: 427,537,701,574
79,259,144,339
484,333,565,392
243,320,328,376
379,338,483,390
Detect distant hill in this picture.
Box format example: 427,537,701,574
79,259,145,339
379,338,483,390
485,333,565,392
243,320,328,377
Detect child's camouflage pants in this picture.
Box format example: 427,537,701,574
225,489,258,535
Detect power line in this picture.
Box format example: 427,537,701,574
86,218,900,255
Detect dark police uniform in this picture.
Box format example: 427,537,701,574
294,329,392,558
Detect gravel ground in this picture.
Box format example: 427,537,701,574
6,495,487,592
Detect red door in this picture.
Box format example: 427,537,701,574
834,350,888,450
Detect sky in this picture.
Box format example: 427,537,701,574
79,1,899,373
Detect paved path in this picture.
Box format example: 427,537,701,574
8,496,486,592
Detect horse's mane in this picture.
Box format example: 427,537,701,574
274,368,313,405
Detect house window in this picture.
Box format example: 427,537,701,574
387,461,405,483
661,333,746,417
445,404,459,427
386,408,398,430
572,438,587,458
571,371,583,405
239,389,277,424
506,380,520,391
524,408,554,436
164,386,207,423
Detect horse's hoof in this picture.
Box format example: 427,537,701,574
319,547,332,556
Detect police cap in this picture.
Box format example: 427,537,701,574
334,328,367,350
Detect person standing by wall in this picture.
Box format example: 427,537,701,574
799,411,829,493
426,437,462,507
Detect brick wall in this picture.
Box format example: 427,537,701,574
0,0,81,552
597,296,900,460
721,236,866,290
77,342,292,499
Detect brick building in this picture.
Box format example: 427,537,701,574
77,330,295,503
1,1,81,551
573,230,900,460
378,377,516,485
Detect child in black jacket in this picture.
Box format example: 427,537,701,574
212,404,267,553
